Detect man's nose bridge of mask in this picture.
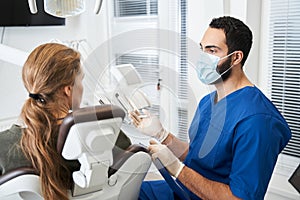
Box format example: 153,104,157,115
198,51,220,67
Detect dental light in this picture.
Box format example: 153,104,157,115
28,0,103,18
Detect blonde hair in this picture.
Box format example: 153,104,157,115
20,43,81,200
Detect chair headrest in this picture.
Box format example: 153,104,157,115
57,105,125,154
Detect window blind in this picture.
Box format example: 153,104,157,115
114,0,158,17
179,0,188,100
116,53,159,83
178,0,189,141
268,0,300,158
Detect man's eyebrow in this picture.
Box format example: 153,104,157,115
204,45,221,50
199,43,222,50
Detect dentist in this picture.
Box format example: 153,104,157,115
130,16,291,200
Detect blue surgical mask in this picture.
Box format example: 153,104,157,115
196,51,235,84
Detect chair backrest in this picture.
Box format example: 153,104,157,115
0,167,42,200
58,104,125,196
0,167,37,185
57,104,125,154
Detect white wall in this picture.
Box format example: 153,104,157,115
0,1,108,119
187,0,225,122
228,0,262,85
0,18,85,119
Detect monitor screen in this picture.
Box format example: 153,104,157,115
289,164,300,193
0,0,65,26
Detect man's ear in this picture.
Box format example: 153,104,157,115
232,51,243,65
64,85,73,97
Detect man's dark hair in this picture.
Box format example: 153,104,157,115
209,16,253,66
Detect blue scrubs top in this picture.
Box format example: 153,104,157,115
138,86,291,200
184,86,291,199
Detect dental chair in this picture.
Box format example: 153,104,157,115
0,104,151,200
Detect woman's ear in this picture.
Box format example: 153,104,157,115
232,51,243,65
64,85,73,97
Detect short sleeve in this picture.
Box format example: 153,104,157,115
229,114,290,200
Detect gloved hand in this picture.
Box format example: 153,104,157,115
129,109,168,142
148,139,184,178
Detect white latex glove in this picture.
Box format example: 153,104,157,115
148,139,184,178
129,109,168,142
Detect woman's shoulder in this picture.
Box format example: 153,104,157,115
0,124,22,140
0,124,31,175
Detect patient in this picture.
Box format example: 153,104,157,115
0,43,131,200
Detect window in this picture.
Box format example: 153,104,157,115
268,0,300,158
114,0,158,17
109,0,189,141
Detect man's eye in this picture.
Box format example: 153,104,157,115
209,49,217,54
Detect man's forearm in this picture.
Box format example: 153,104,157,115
161,133,189,161
178,166,241,200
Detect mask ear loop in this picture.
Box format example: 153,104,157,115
218,51,237,76
219,51,236,61
219,63,235,76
